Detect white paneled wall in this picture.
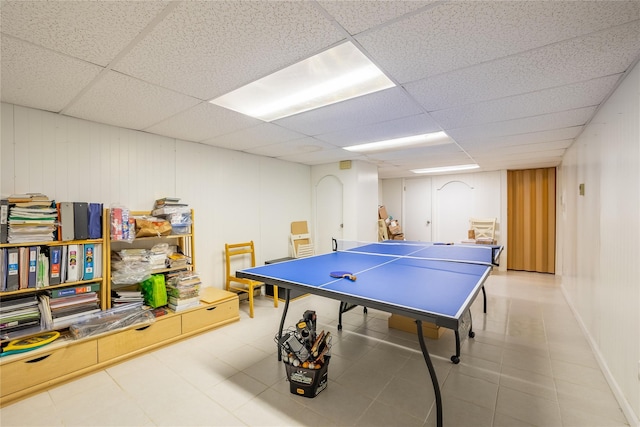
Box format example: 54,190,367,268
383,172,504,238
558,61,640,423
1,103,312,289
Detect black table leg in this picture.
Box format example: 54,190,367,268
482,285,487,313
277,288,291,361
416,320,443,427
452,330,461,364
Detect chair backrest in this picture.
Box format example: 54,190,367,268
290,220,314,258
225,241,257,285
469,218,497,240
290,233,314,258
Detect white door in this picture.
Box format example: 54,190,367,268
404,178,432,241
316,175,343,254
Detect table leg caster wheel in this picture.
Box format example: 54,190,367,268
469,331,475,338
338,324,342,331
450,355,460,364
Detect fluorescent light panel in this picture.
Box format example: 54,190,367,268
343,131,452,153
209,42,395,122
411,164,479,174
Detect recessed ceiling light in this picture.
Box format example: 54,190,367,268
411,164,480,174
343,131,452,153
209,42,395,122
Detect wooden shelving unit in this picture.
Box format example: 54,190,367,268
0,209,240,407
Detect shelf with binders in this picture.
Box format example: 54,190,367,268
0,211,109,342
0,240,107,306
105,209,195,309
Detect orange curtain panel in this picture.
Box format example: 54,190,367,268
507,168,556,273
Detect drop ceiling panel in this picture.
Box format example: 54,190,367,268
278,147,363,165
205,126,315,152
448,107,596,143
458,126,583,148
481,158,562,170
146,102,262,143
245,137,336,158
0,1,169,66
0,36,103,113
2,2,639,178
406,21,640,111
64,71,201,131
113,1,345,100
467,139,574,156
274,87,423,136
474,148,567,162
363,143,464,161
356,1,640,84
431,75,620,130
317,0,435,35
315,113,441,147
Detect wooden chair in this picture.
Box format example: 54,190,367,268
469,218,497,243
225,241,277,318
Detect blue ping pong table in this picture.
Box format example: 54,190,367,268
336,241,502,329
237,240,501,427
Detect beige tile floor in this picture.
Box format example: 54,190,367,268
0,271,630,426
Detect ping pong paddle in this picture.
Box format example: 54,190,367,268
330,271,356,281
0,331,60,357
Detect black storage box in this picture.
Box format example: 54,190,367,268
284,357,329,398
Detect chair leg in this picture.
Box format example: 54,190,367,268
273,285,278,307
248,288,254,318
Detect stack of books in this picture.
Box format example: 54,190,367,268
6,194,57,243
151,198,191,233
167,252,190,269
111,289,144,307
0,295,41,339
45,286,100,329
166,272,201,312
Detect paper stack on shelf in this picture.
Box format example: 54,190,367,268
0,295,41,339
152,197,191,219
111,289,144,307
7,194,57,243
165,272,201,312
48,291,100,329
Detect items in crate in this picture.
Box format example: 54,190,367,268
276,310,331,398
165,272,201,312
